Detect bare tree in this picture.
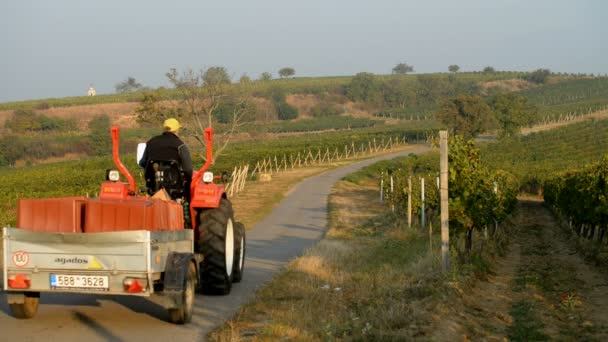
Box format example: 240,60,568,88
165,67,252,163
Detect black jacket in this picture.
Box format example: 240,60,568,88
139,132,193,178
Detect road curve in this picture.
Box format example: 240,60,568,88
0,146,429,342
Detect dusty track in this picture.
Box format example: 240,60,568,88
434,200,608,341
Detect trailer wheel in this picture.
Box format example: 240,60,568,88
168,261,196,324
198,198,234,295
9,292,40,319
232,222,246,283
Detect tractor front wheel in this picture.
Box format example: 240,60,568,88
197,198,235,295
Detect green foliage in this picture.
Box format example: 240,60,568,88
481,119,608,191
524,68,552,85
267,86,298,120
239,74,251,84
544,157,608,229
215,99,256,124
278,67,295,78
516,77,608,123
310,101,343,117
346,72,380,102
246,116,381,133
435,95,496,139
374,138,517,256
392,63,414,74
4,109,76,133
258,72,273,81
115,77,145,93
135,90,176,125
88,115,112,156
448,137,517,233
483,66,496,73
490,93,539,137
448,65,460,73
276,102,298,120
381,77,418,109
203,66,231,86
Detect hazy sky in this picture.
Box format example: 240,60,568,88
1,0,606,102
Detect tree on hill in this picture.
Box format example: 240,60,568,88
203,66,231,86
259,72,272,81
448,65,460,73
436,95,496,139
165,67,251,162
524,68,551,84
278,67,295,78
490,93,538,138
483,66,496,74
239,73,251,84
115,77,145,93
392,63,414,74
346,72,380,103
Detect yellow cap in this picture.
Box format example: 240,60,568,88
163,118,180,132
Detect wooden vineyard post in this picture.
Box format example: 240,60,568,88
407,176,412,229
440,130,450,272
421,177,425,230
390,175,394,212
380,173,384,202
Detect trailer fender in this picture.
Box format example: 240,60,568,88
6,292,26,304
163,252,197,308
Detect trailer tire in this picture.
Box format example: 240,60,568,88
168,261,196,324
232,221,246,283
197,198,234,295
9,292,39,319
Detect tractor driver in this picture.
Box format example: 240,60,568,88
138,118,193,199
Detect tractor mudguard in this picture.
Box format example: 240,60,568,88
190,182,225,209
163,252,197,307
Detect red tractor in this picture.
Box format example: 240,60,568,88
2,126,246,324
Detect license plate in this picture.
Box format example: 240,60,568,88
50,274,109,290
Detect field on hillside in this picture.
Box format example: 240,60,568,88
0,124,434,227
517,77,608,123
481,118,608,190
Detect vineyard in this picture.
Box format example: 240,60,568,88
481,118,608,190
517,77,608,123
375,136,518,257
543,157,608,247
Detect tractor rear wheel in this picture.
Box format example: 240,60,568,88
232,222,246,283
197,198,234,295
9,292,39,319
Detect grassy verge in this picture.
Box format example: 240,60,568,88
209,164,450,341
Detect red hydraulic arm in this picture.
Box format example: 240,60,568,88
111,126,136,194
190,127,214,194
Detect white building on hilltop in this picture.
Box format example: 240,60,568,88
87,85,96,96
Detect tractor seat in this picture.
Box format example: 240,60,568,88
143,159,186,200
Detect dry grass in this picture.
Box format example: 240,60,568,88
521,109,608,135
481,78,536,95
209,178,443,341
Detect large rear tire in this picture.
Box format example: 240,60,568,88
232,222,246,283
168,261,196,324
197,198,234,295
9,292,39,319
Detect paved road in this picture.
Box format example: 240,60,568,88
0,146,429,342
